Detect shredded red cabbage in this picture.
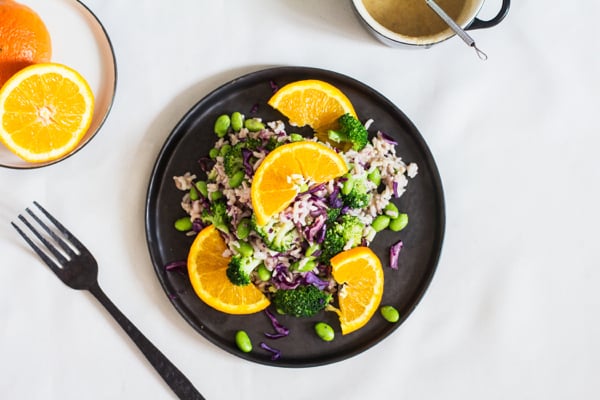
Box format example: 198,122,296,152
393,181,399,198
264,309,290,339
269,80,279,93
390,240,403,269
379,131,398,145
260,342,281,360
165,260,187,271
304,271,328,290
242,148,254,177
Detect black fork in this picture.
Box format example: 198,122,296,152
11,202,205,400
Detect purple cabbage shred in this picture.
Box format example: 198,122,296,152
242,148,254,176
379,131,398,145
264,309,290,339
260,342,281,360
269,80,279,93
165,260,187,271
390,240,403,270
304,271,328,290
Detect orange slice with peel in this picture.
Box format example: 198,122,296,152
331,246,384,335
187,225,270,314
268,79,357,131
0,63,94,162
251,141,348,226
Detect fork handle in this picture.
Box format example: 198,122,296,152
88,283,205,400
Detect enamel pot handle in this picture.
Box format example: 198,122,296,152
466,0,511,30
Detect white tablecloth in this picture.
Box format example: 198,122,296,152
1,1,598,399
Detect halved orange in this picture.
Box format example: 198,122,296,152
331,246,384,335
267,79,357,130
0,63,94,162
251,141,348,226
187,225,270,314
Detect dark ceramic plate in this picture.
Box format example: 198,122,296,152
145,66,444,367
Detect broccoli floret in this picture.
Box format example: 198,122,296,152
244,137,262,150
320,214,365,262
223,145,243,177
327,113,368,151
341,177,371,209
252,215,300,252
272,285,332,317
200,199,231,233
226,254,263,286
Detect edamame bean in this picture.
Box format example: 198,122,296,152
371,215,391,232
290,133,303,142
229,170,245,188
380,305,400,323
235,330,252,353
195,181,208,198
367,167,381,186
314,322,335,342
174,217,192,232
257,263,271,281
214,114,231,137
296,258,316,272
189,185,199,201
231,112,244,132
209,147,219,159
219,143,231,156
384,202,399,219
236,217,251,240
236,241,254,257
341,177,355,195
210,191,223,201
389,213,408,232
244,118,265,132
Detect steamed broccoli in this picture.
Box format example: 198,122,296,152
223,145,243,177
252,215,300,252
341,176,371,209
200,199,231,233
272,285,333,317
320,214,365,262
327,113,368,151
226,254,263,286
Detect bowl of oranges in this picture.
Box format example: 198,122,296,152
0,0,116,169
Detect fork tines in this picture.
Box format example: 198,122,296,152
11,202,81,271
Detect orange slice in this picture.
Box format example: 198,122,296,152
331,246,384,335
251,141,348,226
267,79,357,130
187,225,270,314
0,63,94,163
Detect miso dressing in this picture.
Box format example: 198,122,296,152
362,0,471,37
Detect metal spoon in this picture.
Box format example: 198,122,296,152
425,0,488,60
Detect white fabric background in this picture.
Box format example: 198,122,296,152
1,0,598,399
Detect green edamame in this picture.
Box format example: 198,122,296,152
257,264,271,281
236,241,254,257
236,217,251,240
174,217,192,232
314,322,335,342
341,176,355,195
380,305,400,323
229,170,245,188
210,191,223,201
244,118,265,132
219,143,231,156
371,215,391,232
195,181,208,198
231,112,244,132
208,147,219,159
214,114,231,137
389,213,408,232
384,202,399,219
189,185,199,201
367,167,381,186
235,330,252,353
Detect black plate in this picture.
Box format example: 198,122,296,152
145,66,445,367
